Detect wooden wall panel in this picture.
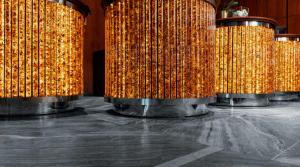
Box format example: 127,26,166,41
268,0,279,17
268,0,286,18
218,0,300,34
288,15,300,34
266,0,286,28
288,0,300,16
226,0,286,27
288,0,300,34
277,18,287,27
81,0,105,95
227,0,300,37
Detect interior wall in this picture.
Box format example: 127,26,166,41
218,0,300,34
237,0,287,27
81,0,105,95
287,0,300,34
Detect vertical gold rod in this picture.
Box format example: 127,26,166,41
32,0,39,97
122,1,126,98
25,0,31,97
68,8,71,96
73,8,80,93
145,0,151,98
126,0,130,98
232,26,237,94
157,0,159,98
136,1,140,98
74,8,78,95
164,0,170,98
57,4,63,96
3,0,5,97
151,0,157,99
116,2,120,98
252,26,258,94
54,4,58,96
11,0,19,97
65,6,69,96
20,0,25,97
5,0,12,98
10,0,13,97
162,0,168,98
182,0,186,98
77,9,81,95
178,0,183,98
171,0,176,99
0,0,4,97
17,0,20,97
157,0,163,98
219,27,224,93
45,0,50,96
195,0,199,97
39,0,45,96
190,0,195,97
140,1,145,98
81,15,84,95
229,26,233,94
30,0,33,97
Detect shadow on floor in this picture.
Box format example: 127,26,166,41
0,108,88,121
105,109,215,120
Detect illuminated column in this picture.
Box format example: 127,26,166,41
0,0,89,115
215,17,277,107
104,0,216,117
272,34,300,101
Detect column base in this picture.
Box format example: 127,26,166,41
214,94,272,107
105,97,216,118
270,92,299,101
0,96,78,116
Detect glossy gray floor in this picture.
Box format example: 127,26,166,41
0,97,300,167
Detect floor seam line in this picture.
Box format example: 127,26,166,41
154,146,223,167
272,140,300,160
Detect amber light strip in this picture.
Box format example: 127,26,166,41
215,26,274,94
275,40,300,92
0,0,84,98
105,0,216,99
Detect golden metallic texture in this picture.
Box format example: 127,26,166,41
275,41,300,92
0,0,85,98
105,0,216,99
215,26,275,94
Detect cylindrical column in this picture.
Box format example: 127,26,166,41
0,0,89,115
215,17,278,107
272,34,300,101
104,0,216,117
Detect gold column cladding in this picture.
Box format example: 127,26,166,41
0,0,87,98
104,0,216,100
215,17,278,95
275,34,300,93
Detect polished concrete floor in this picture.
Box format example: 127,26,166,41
0,97,300,167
